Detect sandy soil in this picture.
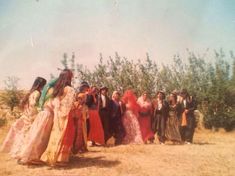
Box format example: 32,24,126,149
0,124,235,176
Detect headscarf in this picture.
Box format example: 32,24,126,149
38,78,58,109
122,90,140,116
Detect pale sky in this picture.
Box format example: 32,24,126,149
0,0,235,89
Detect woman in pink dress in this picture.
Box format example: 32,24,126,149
121,90,143,144
137,92,155,143
0,77,46,158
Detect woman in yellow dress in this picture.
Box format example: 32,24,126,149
40,69,75,166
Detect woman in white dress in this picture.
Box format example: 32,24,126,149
1,77,46,158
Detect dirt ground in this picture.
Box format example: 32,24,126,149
0,124,235,176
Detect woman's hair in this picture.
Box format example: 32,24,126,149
156,91,166,100
112,90,120,100
52,69,73,98
20,77,47,109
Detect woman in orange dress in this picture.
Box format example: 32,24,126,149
71,92,89,153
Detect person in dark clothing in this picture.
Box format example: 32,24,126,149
151,91,169,144
98,86,112,144
165,92,182,143
110,91,125,145
179,89,197,144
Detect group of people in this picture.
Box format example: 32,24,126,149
0,69,197,167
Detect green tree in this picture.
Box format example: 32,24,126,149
53,50,235,131
0,76,23,111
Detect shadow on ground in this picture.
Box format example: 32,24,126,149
28,156,122,170
68,156,121,169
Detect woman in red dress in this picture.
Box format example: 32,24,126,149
137,92,155,143
86,86,105,145
72,93,89,153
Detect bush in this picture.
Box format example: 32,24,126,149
0,77,23,111
204,110,235,132
57,50,235,131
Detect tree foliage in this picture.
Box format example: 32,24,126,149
57,50,235,131
0,76,23,111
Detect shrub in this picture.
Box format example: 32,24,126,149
0,77,23,111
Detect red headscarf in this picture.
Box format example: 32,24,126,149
122,90,140,116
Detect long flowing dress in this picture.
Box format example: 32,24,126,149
165,104,182,142
122,103,143,144
86,94,105,145
1,90,40,158
137,97,154,142
18,89,55,163
40,86,75,166
151,99,169,143
72,104,89,153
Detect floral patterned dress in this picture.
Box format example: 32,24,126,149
18,89,55,163
122,103,143,144
1,90,40,158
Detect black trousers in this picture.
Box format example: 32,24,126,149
155,114,167,143
99,109,111,143
110,116,125,145
180,116,195,143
